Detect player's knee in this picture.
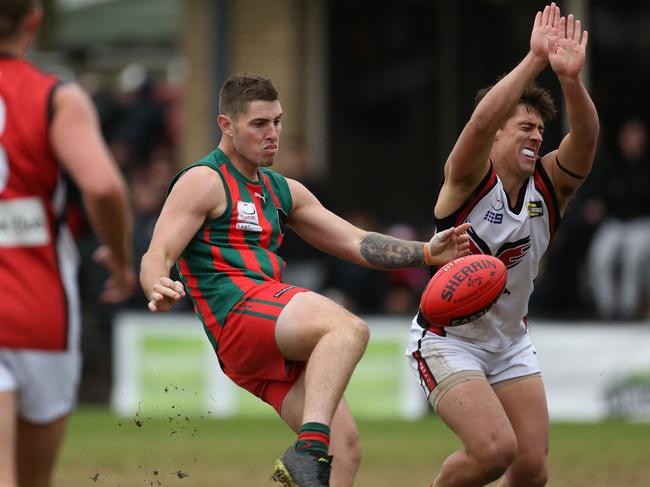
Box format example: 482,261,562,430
332,315,368,348
510,455,548,487
348,316,369,348
472,436,518,480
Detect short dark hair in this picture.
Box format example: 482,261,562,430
475,81,557,123
0,0,37,40
218,73,279,118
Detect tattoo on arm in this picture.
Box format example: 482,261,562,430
359,233,424,269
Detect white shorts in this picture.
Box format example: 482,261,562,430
407,330,540,412
0,348,81,423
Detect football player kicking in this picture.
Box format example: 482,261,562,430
141,72,471,487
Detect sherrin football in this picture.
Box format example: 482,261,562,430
419,254,507,327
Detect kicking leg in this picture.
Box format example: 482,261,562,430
280,373,361,487
275,291,369,426
272,291,368,486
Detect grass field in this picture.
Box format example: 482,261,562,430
56,406,650,487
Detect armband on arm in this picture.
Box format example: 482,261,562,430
423,242,436,266
556,157,587,179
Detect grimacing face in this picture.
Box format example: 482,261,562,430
230,100,283,170
494,104,545,178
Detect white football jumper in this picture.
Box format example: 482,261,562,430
408,162,561,354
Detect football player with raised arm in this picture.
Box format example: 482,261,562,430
407,4,598,486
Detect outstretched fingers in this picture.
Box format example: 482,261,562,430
540,3,560,27
575,19,582,42
562,14,588,48
547,4,554,26
451,223,472,257
567,14,575,40
548,3,559,28
453,222,472,236
558,15,566,39
434,222,470,243
540,4,550,26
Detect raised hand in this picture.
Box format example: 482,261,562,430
530,3,561,60
549,14,588,79
425,223,472,266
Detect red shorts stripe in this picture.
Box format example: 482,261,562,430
244,297,286,307
229,308,278,321
412,350,438,393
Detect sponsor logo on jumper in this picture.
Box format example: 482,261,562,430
0,197,50,247
490,197,505,211
236,200,262,232
527,200,544,218
440,259,497,303
496,236,531,269
253,192,266,205
484,210,503,224
274,285,297,298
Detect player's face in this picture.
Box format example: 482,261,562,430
495,104,544,177
231,100,283,169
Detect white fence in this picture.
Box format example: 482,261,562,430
111,312,650,422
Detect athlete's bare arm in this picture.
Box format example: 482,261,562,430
286,179,470,269
541,14,599,213
435,3,561,217
50,83,135,302
140,167,227,312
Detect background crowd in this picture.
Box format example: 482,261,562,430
70,62,649,320
31,1,649,403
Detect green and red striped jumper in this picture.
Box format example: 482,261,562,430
170,148,293,348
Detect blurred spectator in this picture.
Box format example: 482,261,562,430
156,56,189,150
322,211,390,313
78,70,123,143
110,63,167,173
586,118,650,319
277,136,331,290
125,148,183,309
76,68,187,402
277,140,430,315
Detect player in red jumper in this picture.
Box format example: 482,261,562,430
0,2,135,486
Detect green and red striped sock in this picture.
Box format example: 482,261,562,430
294,422,330,456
